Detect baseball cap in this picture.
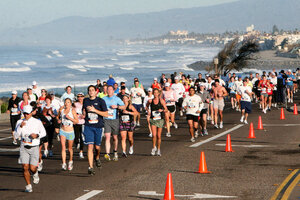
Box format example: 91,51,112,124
165,82,170,87
154,78,157,81
174,76,179,80
77,92,84,96
200,83,205,87
147,88,153,92
32,81,37,86
12,90,17,95
23,105,33,114
288,69,292,72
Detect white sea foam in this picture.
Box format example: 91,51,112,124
51,50,60,55
111,58,118,61
56,54,64,57
0,66,31,72
5,62,20,66
71,59,87,64
116,52,140,56
82,50,90,54
120,67,134,70
23,61,37,66
116,61,139,66
46,54,52,58
65,65,88,72
78,53,83,56
84,65,105,69
148,59,169,63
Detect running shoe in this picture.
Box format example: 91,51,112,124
43,150,48,158
68,161,73,171
57,135,60,141
219,122,223,129
151,147,157,156
33,171,39,184
169,122,173,127
190,137,195,142
173,122,178,129
12,140,17,145
203,129,208,136
166,132,171,137
211,120,215,125
207,116,211,121
104,154,111,161
62,163,67,171
156,149,161,156
291,99,293,103
194,130,199,138
95,159,101,168
136,122,140,127
37,160,43,172
148,133,153,137
244,120,248,125
240,116,244,123
88,167,95,176
76,143,80,150
113,151,118,161
180,110,183,116
49,150,53,157
214,124,219,129
122,152,128,158
129,146,134,155
79,152,84,159
25,184,33,193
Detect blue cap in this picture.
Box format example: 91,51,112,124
238,75,242,78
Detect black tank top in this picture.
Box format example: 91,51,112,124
150,98,164,120
119,104,133,123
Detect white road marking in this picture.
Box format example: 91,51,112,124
0,147,19,152
0,128,11,132
75,190,103,200
189,124,244,148
263,124,300,127
215,144,274,148
0,136,12,141
138,191,237,199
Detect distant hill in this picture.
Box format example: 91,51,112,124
0,0,299,45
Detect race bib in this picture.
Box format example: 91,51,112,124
189,102,196,108
107,108,114,119
152,111,161,120
262,88,266,92
76,108,82,115
88,113,98,124
22,136,32,144
121,115,130,122
62,119,72,126
11,108,18,116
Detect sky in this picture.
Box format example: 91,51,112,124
0,0,237,31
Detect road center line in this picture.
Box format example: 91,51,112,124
263,124,300,127
0,128,11,132
189,124,244,148
215,144,274,148
0,147,19,152
75,190,103,200
0,136,12,141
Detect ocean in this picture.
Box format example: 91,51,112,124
0,45,220,97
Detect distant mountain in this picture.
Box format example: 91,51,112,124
0,0,299,45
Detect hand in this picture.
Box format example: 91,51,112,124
30,133,38,139
87,106,96,112
123,110,129,114
158,109,163,112
20,121,26,128
137,92,141,96
57,119,61,124
196,110,201,114
13,104,18,108
111,105,118,109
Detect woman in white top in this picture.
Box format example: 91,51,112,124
144,88,154,137
57,98,78,171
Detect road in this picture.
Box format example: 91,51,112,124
0,99,300,200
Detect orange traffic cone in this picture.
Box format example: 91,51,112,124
197,152,211,174
248,123,256,139
293,104,298,115
280,108,285,120
163,173,175,200
225,134,234,152
257,116,264,130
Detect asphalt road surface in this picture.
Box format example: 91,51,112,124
0,99,300,200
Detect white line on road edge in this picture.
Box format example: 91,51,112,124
138,191,237,199
75,190,103,200
0,128,11,132
189,124,244,148
0,147,19,152
215,144,274,148
0,136,12,141
263,124,300,126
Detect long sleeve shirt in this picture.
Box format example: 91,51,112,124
14,117,46,147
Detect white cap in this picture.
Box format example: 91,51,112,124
174,76,179,80
23,105,33,114
32,81,37,85
154,78,157,81
165,82,170,87
12,90,17,95
200,83,206,87
288,69,292,72
147,88,153,92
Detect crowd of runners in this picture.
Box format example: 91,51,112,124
6,68,300,192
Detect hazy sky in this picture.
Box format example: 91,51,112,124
0,0,237,31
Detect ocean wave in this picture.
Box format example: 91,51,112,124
116,52,141,56
46,54,52,58
56,54,64,57
120,67,134,70
23,61,37,66
5,62,20,66
84,65,105,69
65,65,88,72
71,59,87,64
78,53,83,56
148,59,169,63
51,50,60,55
82,50,90,54
0,66,31,72
116,61,139,66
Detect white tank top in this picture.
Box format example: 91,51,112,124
61,108,74,127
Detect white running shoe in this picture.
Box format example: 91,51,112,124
12,140,17,145
244,120,248,125
57,135,60,141
62,163,67,171
194,130,199,138
291,99,293,103
173,122,178,129
33,171,39,184
151,147,157,156
156,149,161,156
219,122,223,129
37,160,43,172
79,152,84,159
43,150,48,158
263,109,267,114
68,161,73,171
76,143,80,150
190,137,195,142
148,133,153,137
240,116,244,123
129,146,134,155
166,132,171,137
207,116,211,121
211,120,214,125
180,111,183,116
25,184,32,193
214,124,219,129
136,122,140,127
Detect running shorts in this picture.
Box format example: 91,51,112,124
104,119,119,135
213,99,225,111
240,101,252,114
19,146,39,166
186,114,199,122
167,105,176,113
59,129,75,140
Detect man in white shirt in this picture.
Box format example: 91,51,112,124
130,80,146,126
171,76,185,116
182,87,203,142
238,80,253,124
32,81,41,98
14,105,47,193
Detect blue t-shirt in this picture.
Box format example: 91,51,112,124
228,82,236,94
61,92,75,102
102,95,124,120
83,97,107,128
287,75,295,86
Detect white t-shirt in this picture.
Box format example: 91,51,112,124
182,95,203,116
270,77,277,90
238,86,252,102
143,95,154,109
234,81,243,93
171,83,185,99
130,87,146,105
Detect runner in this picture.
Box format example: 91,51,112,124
258,75,269,114
228,76,237,109
182,87,203,142
146,88,168,156
198,83,210,136
267,78,274,111
102,86,125,161
113,83,119,94
57,98,78,171
213,79,228,129
119,95,138,157
14,105,46,192
286,69,296,103
27,87,38,102
82,85,108,175
49,92,62,142
74,92,85,159
144,88,154,137
151,78,162,90
162,82,177,137
38,89,47,105
61,86,75,102
32,81,41,98
95,79,103,93
18,92,32,119
7,90,21,145
234,76,243,111
239,79,253,124
130,80,146,127
98,84,108,98
171,76,185,117
107,74,116,86
117,86,127,100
